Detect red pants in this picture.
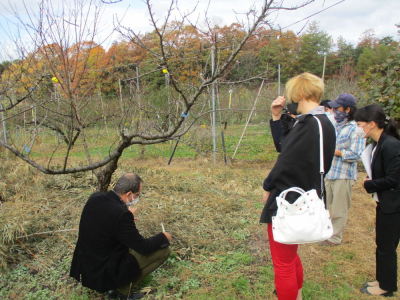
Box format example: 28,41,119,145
268,223,303,300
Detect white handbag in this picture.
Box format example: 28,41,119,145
271,116,333,244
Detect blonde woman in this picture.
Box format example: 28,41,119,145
261,73,336,300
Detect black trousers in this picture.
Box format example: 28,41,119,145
376,205,400,291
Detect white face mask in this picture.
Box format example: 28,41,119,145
127,196,140,207
356,122,374,139
355,126,367,139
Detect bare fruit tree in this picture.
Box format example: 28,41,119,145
0,0,314,191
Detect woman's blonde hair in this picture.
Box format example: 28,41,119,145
285,72,324,103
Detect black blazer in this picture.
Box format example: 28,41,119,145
70,191,169,292
260,113,336,223
364,133,400,213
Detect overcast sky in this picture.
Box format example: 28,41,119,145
0,0,399,60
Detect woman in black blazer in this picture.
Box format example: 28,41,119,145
355,104,400,297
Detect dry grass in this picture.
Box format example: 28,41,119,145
0,154,398,299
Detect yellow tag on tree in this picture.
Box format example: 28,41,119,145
162,68,169,74
51,76,59,83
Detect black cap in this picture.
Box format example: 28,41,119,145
328,94,357,108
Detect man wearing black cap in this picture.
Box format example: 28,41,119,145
324,94,365,245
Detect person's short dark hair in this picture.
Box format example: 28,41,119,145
347,106,357,121
320,99,331,108
113,173,143,195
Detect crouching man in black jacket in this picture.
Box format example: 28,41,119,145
70,173,172,299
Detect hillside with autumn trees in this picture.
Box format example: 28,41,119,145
1,22,398,99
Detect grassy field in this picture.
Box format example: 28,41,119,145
0,123,398,300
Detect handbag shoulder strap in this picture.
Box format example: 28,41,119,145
312,115,325,200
